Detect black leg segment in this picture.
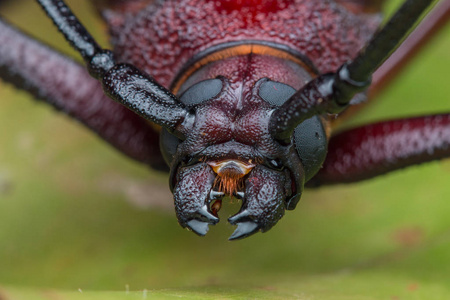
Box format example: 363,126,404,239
270,0,435,142
36,0,189,135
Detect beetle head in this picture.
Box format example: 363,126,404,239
161,70,328,239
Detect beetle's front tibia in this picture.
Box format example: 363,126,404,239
174,163,219,236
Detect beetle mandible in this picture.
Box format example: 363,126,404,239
0,0,449,240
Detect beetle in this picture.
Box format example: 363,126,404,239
0,0,449,240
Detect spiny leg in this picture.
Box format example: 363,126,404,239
0,18,167,170
309,114,450,186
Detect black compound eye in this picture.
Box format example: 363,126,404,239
259,80,328,182
179,78,223,107
258,80,296,107
293,116,328,181
160,128,182,166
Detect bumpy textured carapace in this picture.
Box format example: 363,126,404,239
0,0,449,240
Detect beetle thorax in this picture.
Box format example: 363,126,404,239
103,0,380,88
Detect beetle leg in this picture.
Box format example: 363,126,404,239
309,114,450,186
228,165,287,240
0,18,167,170
174,163,220,236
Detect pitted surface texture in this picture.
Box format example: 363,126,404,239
104,0,380,87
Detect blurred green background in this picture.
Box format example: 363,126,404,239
0,0,449,299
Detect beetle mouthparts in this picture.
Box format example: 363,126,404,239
208,159,255,175
207,159,254,196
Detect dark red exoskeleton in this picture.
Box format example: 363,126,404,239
0,0,449,239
